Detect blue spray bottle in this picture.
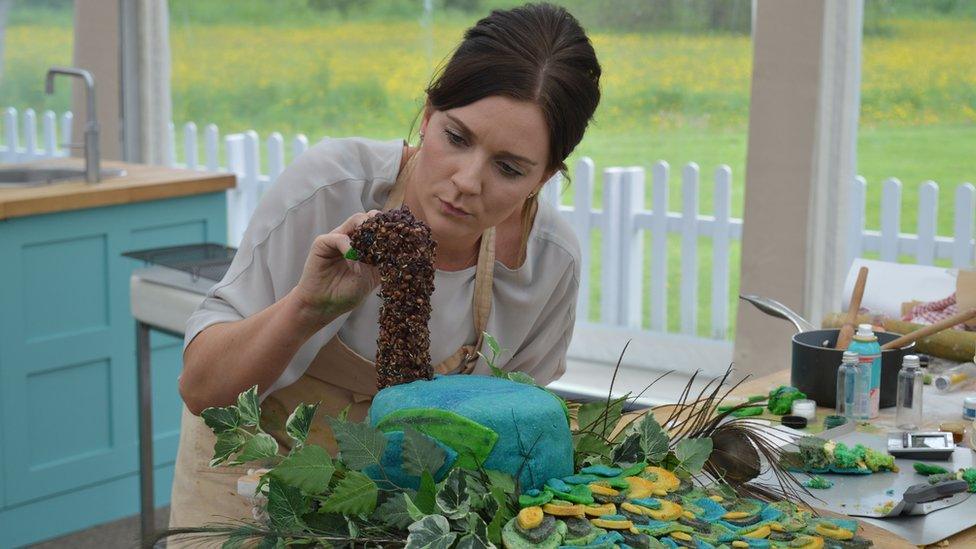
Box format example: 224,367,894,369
847,323,882,418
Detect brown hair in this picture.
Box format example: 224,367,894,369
424,2,602,176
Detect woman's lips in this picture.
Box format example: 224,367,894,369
438,198,470,217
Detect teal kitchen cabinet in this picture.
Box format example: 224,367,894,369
0,162,234,546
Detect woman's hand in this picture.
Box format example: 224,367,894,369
291,210,383,326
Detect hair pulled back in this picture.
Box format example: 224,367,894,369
425,3,601,174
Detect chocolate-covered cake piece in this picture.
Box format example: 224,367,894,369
349,206,437,388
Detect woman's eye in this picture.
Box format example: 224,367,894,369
498,162,522,178
445,129,466,146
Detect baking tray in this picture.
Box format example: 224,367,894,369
753,429,976,545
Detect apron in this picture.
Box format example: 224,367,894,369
167,177,496,540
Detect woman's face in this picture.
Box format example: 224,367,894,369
408,95,554,245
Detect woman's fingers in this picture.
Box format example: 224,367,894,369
312,232,352,259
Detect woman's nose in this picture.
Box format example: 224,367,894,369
451,161,482,195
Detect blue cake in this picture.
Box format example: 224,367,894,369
366,374,573,490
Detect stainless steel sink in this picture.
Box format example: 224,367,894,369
0,167,126,187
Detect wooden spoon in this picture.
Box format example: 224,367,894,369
836,266,869,350
881,308,976,350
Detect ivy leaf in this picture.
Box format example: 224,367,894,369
270,444,334,493
405,515,458,549
640,414,670,463
237,385,261,427
286,402,319,446
435,469,471,519
374,493,415,529
211,430,246,467
302,510,346,535
675,437,713,475
321,470,378,515
506,372,536,386
229,432,279,465
201,405,240,434
328,417,387,470
612,432,643,465
415,470,437,514
266,477,309,532
456,513,494,549
403,427,447,476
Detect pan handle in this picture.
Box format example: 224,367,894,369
738,294,817,333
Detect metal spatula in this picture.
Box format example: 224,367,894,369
847,480,970,518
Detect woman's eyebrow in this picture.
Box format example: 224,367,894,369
445,113,538,166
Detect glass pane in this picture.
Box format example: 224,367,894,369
0,0,75,113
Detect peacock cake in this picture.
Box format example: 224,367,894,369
185,206,880,547
348,206,573,491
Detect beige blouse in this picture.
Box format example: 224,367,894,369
184,137,581,396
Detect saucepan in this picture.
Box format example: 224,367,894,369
739,294,915,409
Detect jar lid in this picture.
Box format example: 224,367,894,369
964,396,976,408
782,415,808,429
792,399,816,413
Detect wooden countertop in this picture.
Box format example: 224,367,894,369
0,158,236,220
735,368,975,547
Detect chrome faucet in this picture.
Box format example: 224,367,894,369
46,67,100,183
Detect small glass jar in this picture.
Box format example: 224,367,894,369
896,355,924,430
791,399,817,421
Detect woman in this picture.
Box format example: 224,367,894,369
169,2,601,533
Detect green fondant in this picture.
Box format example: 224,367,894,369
581,465,623,477
374,407,498,470
562,474,600,485
520,489,554,508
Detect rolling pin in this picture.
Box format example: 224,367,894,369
822,312,976,363
881,308,976,350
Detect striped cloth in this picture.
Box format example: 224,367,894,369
903,292,975,330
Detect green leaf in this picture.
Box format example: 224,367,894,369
405,492,427,522
639,415,670,463
483,331,500,355
229,432,279,464
577,396,625,439
201,405,241,434
374,493,415,529
236,385,261,427
486,487,513,546
285,402,319,446
321,470,378,515
336,405,351,422
405,515,458,549
574,433,612,461
270,444,334,493
402,427,447,477
302,510,346,536
506,372,536,386
484,470,516,495
415,470,437,514
435,469,471,519
266,477,309,532
328,417,387,470
675,437,713,475
211,430,246,467
376,408,498,470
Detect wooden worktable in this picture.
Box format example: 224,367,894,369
0,158,236,220
736,368,975,547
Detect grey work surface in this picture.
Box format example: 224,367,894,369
756,430,976,546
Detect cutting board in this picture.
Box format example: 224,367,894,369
755,430,976,546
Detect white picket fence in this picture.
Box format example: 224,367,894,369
4,108,975,340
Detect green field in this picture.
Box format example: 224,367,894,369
2,1,973,336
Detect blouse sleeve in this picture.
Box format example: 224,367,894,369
182,141,356,368
502,258,580,386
